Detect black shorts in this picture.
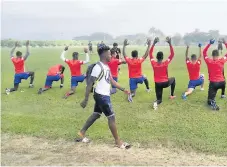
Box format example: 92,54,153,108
93,92,114,117
155,79,173,89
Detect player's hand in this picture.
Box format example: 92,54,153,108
166,37,171,44
26,40,30,47
147,39,152,46
64,46,69,51
153,37,159,45
123,39,129,46
209,39,215,44
15,41,19,47
80,99,88,108
60,84,63,89
123,89,130,95
198,43,202,48
84,48,88,53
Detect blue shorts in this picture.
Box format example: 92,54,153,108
93,92,114,117
71,75,85,87
129,76,146,91
45,75,61,88
112,77,118,88
14,72,30,84
188,76,204,89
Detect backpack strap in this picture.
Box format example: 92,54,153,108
96,62,104,81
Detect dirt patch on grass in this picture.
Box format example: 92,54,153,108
1,134,227,166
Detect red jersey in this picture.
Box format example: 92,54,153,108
11,57,25,74
47,64,63,78
186,59,201,80
203,44,227,82
125,56,145,78
65,59,84,76
107,57,122,77
149,45,174,83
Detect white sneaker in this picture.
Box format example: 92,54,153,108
5,88,10,95
128,94,133,102
200,88,204,91
221,95,226,98
29,84,34,88
153,101,158,110
146,89,151,93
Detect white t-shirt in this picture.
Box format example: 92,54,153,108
91,62,111,96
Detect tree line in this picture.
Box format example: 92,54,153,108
1,28,226,47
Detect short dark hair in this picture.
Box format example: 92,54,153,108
16,51,22,56
72,52,78,59
113,43,118,47
156,51,163,61
98,45,110,55
191,54,197,60
131,50,138,58
212,49,219,56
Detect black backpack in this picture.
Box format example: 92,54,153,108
86,62,104,92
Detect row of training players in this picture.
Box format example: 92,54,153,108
6,38,227,110
77,39,227,149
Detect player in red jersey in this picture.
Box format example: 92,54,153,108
203,39,227,110
38,64,65,94
5,41,35,95
60,46,90,99
149,37,176,110
182,44,205,99
123,39,151,102
107,49,126,94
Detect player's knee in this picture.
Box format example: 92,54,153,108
107,113,115,121
30,71,35,76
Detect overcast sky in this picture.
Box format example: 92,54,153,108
1,0,227,40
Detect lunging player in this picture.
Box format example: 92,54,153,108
123,39,151,102
149,37,176,109
60,46,90,99
203,39,227,110
182,44,205,100
107,49,126,94
38,64,65,94
6,41,35,95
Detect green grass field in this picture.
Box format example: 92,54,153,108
1,46,227,155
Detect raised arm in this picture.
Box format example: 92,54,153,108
10,42,18,58
166,37,174,62
150,37,159,60
221,38,227,59
122,39,129,60
83,48,90,64
185,45,189,60
60,46,68,62
203,39,214,61
23,40,30,61
142,39,151,59
198,43,202,61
